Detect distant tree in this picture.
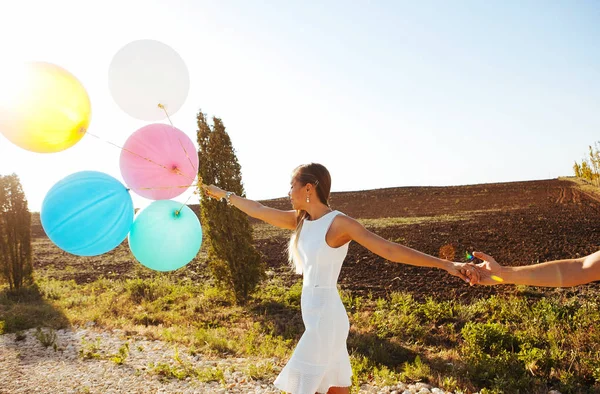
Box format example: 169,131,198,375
574,142,600,187
573,161,582,178
581,160,593,183
0,174,32,290
590,143,600,186
196,110,265,304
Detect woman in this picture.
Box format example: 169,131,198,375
203,163,477,394
467,250,600,287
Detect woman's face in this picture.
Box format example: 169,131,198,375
288,178,304,210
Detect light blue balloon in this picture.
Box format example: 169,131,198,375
129,200,202,271
41,171,134,256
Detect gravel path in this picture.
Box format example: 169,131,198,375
0,327,561,394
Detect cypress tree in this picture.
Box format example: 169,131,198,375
196,111,264,304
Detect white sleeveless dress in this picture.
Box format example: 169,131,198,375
274,210,353,394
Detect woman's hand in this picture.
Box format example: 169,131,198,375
202,184,227,201
465,251,504,285
447,261,480,285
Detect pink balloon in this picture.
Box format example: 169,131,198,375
120,124,198,200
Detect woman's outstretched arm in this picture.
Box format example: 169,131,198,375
202,184,296,230
336,215,477,284
468,250,600,287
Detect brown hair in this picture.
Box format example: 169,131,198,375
287,163,332,274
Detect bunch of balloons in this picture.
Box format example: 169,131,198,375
0,40,203,272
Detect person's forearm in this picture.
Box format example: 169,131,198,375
223,193,264,219
389,244,451,271
500,258,585,287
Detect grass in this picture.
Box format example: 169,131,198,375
0,282,70,333
79,337,102,360
109,342,130,365
2,274,600,393
246,360,278,381
33,327,57,348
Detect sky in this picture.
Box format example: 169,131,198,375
0,0,598,212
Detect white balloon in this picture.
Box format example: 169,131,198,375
108,39,190,121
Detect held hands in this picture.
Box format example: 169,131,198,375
447,251,505,286
446,261,480,286
460,251,504,286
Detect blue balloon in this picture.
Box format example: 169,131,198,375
41,171,134,256
129,200,202,271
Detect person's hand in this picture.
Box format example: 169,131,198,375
446,261,480,285
463,251,504,285
202,184,226,201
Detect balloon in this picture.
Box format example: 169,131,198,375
41,171,134,256
0,62,91,153
120,123,198,200
108,39,190,121
128,200,202,271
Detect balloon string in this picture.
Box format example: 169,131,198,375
85,131,195,183
138,183,208,212
178,137,199,175
175,192,197,216
158,103,200,181
131,182,203,215
137,183,199,190
157,103,174,127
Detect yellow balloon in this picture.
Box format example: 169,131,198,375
0,62,91,153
